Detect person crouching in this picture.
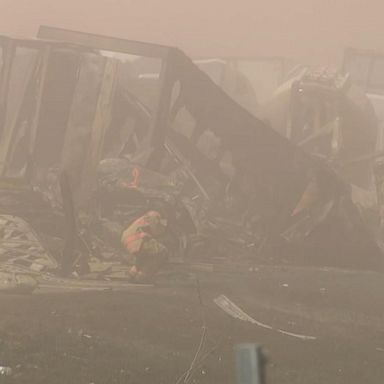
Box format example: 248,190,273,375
122,210,168,282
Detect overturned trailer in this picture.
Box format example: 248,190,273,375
0,27,380,288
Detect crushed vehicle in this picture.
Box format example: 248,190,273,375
0,26,381,292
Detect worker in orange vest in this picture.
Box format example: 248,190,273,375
121,210,168,282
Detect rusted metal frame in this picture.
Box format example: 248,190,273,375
59,52,106,207
36,26,175,171
0,37,14,149
2,44,51,178
78,57,118,204
146,49,179,170
25,45,51,179
0,40,23,174
0,37,14,104
0,41,42,175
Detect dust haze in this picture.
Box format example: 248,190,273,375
1,0,384,64
0,2,384,384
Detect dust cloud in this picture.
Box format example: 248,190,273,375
1,0,384,64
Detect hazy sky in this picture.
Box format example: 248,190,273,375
1,0,384,65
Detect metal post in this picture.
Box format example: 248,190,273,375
235,343,266,384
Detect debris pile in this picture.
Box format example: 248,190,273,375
0,26,382,291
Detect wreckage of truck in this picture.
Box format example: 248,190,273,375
0,26,382,292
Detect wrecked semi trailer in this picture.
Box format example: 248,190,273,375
37,27,384,269
0,26,380,284
0,30,228,280
37,28,326,256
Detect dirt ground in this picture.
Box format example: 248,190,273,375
0,264,383,384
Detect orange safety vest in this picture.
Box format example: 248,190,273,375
121,211,162,254
122,230,148,254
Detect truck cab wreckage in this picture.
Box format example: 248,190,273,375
0,27,382,292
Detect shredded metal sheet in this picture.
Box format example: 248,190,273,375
214,294,317,341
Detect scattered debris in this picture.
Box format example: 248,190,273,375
0,24,381,296
214,295,317,341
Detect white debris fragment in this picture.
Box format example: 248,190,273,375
213,294,317,341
